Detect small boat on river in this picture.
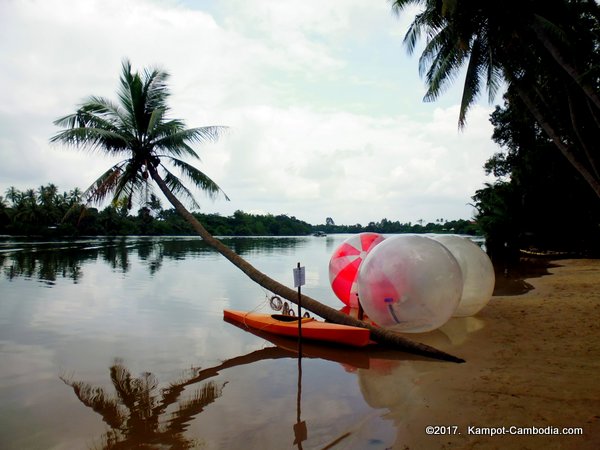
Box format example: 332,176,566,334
223,309,371,347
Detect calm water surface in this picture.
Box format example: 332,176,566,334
0,235,479,449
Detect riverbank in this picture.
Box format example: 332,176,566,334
381,258,600,449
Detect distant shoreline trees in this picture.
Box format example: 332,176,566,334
1,184,478,237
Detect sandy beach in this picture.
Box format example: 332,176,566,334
359,258,600,449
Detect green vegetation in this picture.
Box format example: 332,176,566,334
1,184,477,237
392,0,600,199
392,0,600,260
472,95,600,260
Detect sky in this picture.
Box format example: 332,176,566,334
0,0,502,226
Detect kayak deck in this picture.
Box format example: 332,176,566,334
223,309,371,347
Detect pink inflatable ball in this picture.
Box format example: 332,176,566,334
431,235,495,317
329,232,385,307
357,235,463,333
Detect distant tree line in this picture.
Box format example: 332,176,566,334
0,184,479,237
312,217,479,235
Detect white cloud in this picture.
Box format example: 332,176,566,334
0,0,501,225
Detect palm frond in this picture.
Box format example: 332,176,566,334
142,66,170,112
117,59,136,121
161,168,202,210
146,107,167,138
83,162,127,205
458,37,484,127
421,30,468,101
167,382,223,433
391,0,427,16
80,96,134,131
50,127,129,154
485,50,504,104
403,12,426,55
532,14,570,49
404,8,444,55
118,59,149,139
110,363,139,411
162,156,230,201
153,126,228,159
111,163,144,208
60,377,125,429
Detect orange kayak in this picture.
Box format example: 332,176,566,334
223,309,371,347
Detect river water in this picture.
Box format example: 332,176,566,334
1,235,484,449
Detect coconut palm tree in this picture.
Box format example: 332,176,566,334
391,0,600,198
5,186,21,207
51,59,461,362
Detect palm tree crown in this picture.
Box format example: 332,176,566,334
392,0,600,126
392,0,600,199
51,59,229,210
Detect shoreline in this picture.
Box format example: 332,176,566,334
379,258,600,449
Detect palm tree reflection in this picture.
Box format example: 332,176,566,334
61,322,444,449
61,359,224,449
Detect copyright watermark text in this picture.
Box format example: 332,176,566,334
425,425,584,436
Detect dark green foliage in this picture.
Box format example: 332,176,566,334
391,0,600,198
473,96,600,260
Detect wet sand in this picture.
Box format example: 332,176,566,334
380,258,600,449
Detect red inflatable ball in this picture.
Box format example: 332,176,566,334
328,232,385,307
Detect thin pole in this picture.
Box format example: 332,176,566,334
296,339,303,449
294,262,306,448
297,262,302,344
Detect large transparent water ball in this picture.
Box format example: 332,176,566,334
329,232,385,307
430,235,495,317
357,235,462,333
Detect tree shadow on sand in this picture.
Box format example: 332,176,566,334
493,257,560,296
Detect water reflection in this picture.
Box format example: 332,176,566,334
62,326,438,450
1,247,84,285
61,359,225,450
493,257,558,296
1,235,504,449
2,235,552,295
0,236,307,284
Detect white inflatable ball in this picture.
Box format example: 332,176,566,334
430,235,495,317
357,235,463,333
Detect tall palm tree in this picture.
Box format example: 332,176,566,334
391,0,600,198
37,183,60,225
51,59,461,362
5,186,21,207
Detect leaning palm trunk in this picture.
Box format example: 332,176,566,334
148,165,464,363
513,82,600,199
531,20,600,112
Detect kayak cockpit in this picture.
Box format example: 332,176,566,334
271,314,314,323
